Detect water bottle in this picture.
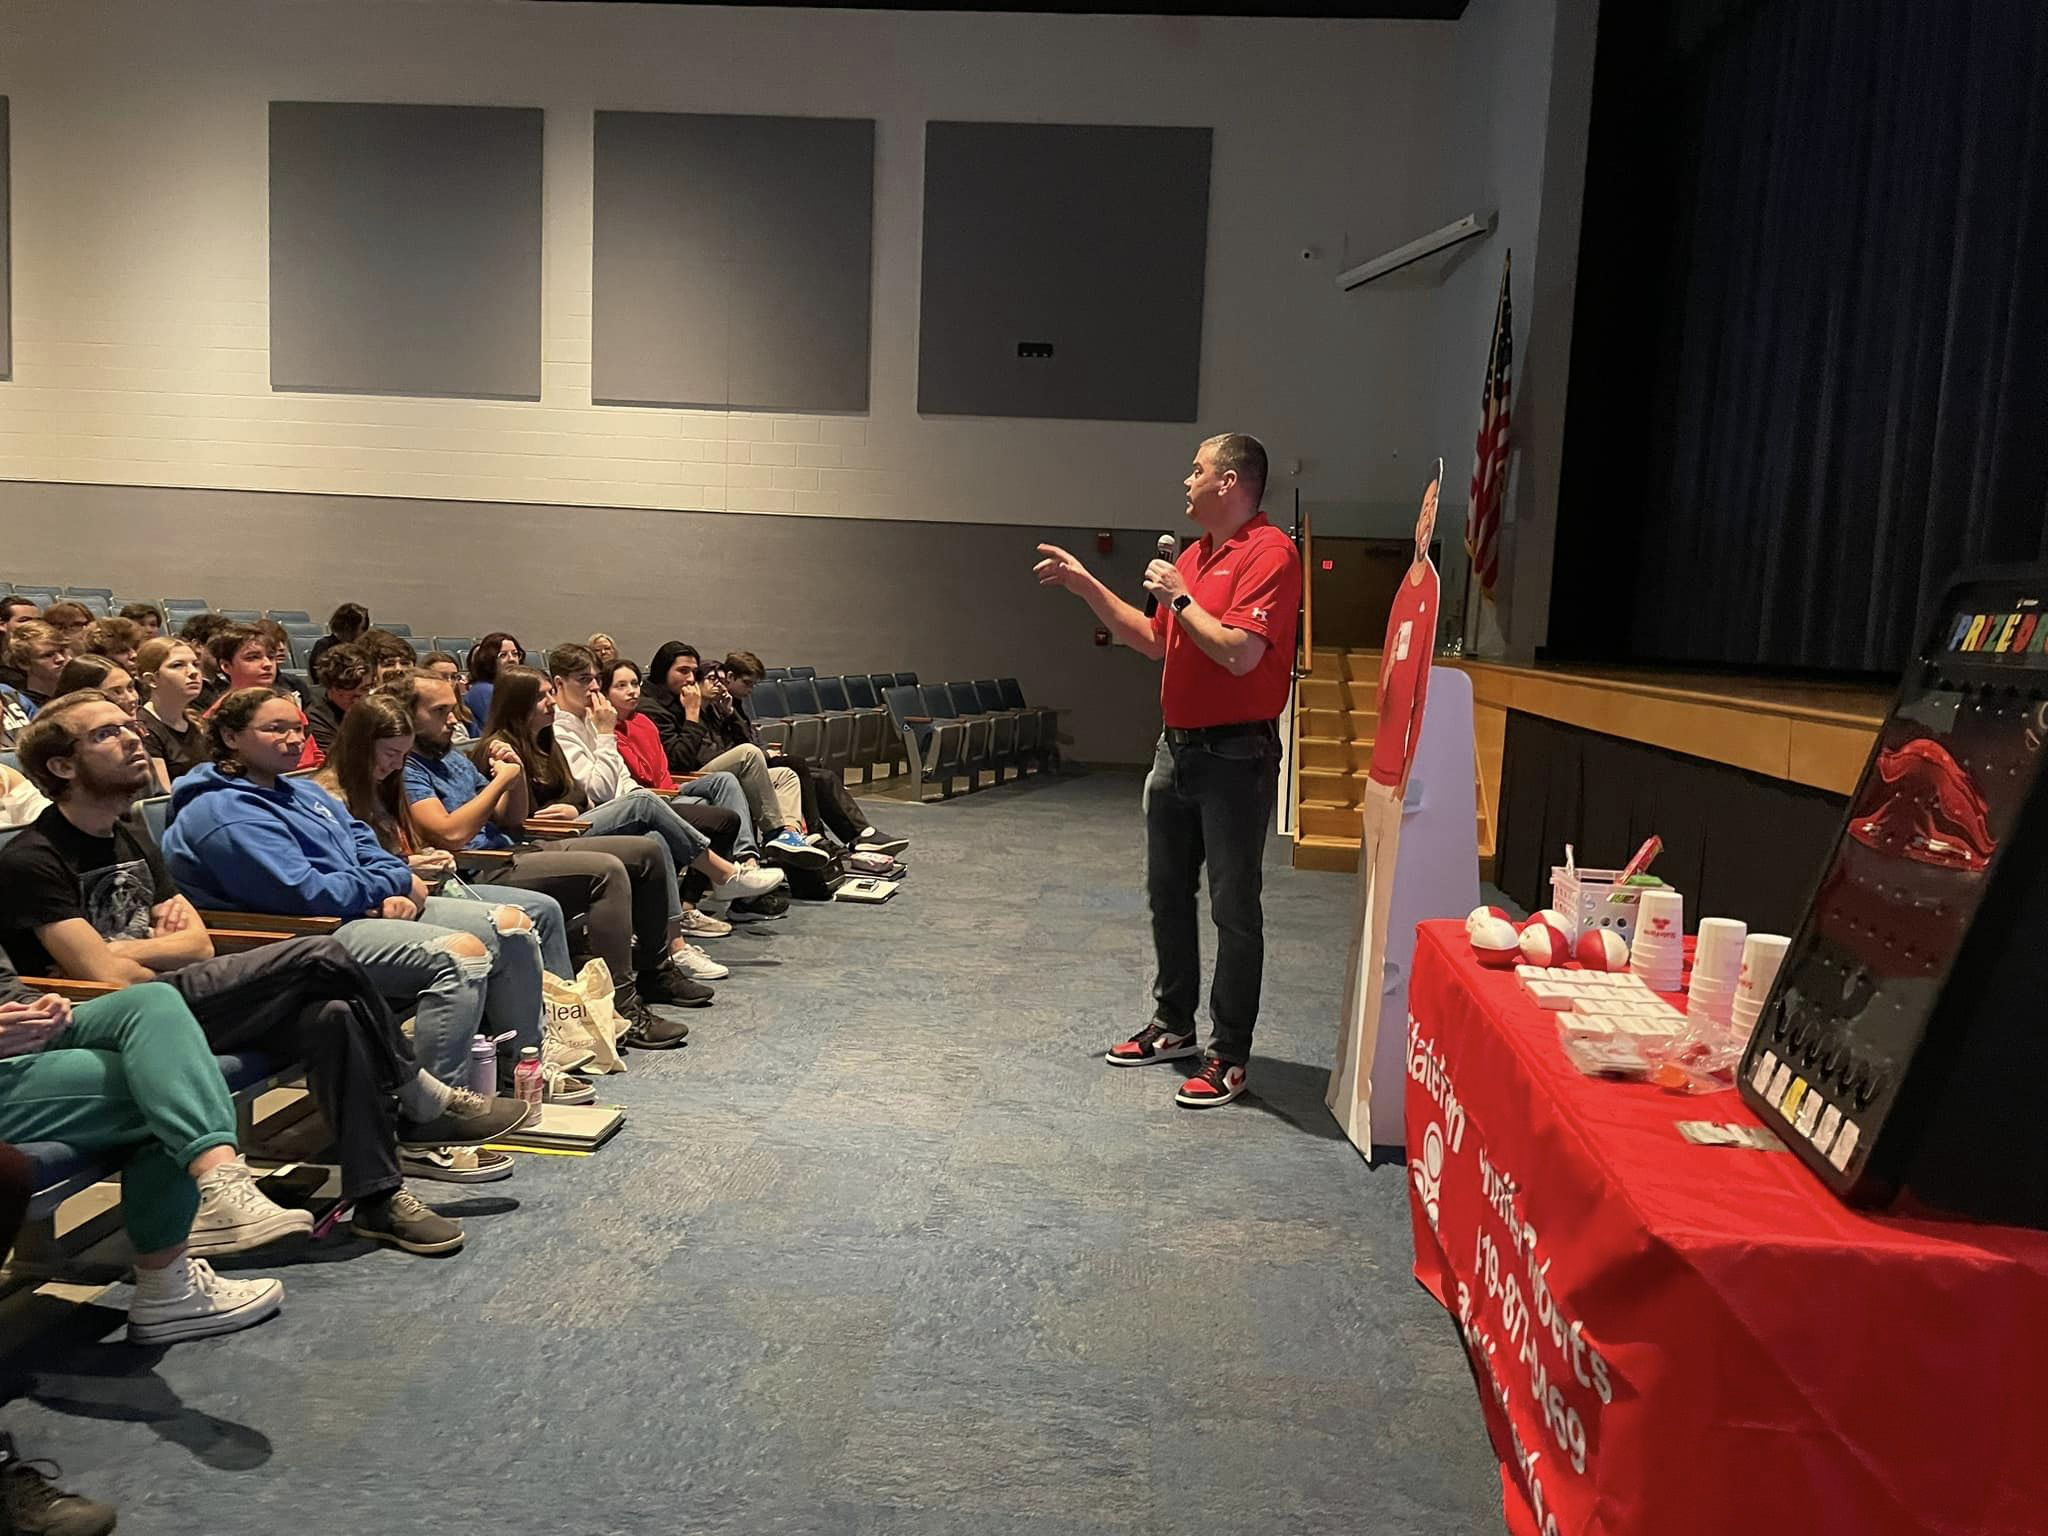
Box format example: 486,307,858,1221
513,1046,545,1110
469,1035,498,1098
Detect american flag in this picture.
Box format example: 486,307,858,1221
1466,253,1513,599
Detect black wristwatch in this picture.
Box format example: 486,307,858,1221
1171,593,1193,614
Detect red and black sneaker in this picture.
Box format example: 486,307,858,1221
1105,1022,1200,1068
1175,1054,1248,1108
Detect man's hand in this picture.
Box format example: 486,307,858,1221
374,895,421,921
150,896,200,936
0,993,72,1057
680,681,703,721
1143,560,1189,606
487,740,523,782
590,693,618,735
530,804,581,822
1033,544,1091,591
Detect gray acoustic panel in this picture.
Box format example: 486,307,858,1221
592,112,873,412
918,121,1211,423
1,97,10,380
269,102,542,399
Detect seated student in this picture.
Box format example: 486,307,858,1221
2,1142,121,1533
387,669,713,1032
420,651,475,744
81,615,144,675
0,951,295,1343
588,634,620,672
601,658,732,941
256,618,314,700
306,601,370,681
721,650,908,856
134,637,211,786
160,690,553,1166
638,642,823,867
362,628,418,687
0,692,525,1245
53,657,153,784
204,623,322,769
0,593,39,640
480,665,781,912
120,600,165,638
464,632,523,725
2,620,72,714
178,613,233,712
313,693,595,1104
39,602,93,655
304,641,370,757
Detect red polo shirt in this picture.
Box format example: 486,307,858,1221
1151,512,1303,729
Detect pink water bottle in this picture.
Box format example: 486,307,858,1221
513,1046,544,1109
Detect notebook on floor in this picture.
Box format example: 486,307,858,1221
493,1102,626,1150
833,876,900,904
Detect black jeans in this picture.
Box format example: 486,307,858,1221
164,938,411,1202
0,1140,30,1261
495,837,671,987
1144,728,1280,1065
669,800,738,904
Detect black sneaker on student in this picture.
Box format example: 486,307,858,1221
622,1006,692,1050
350,1187,466,1256
726,891,790,922
1105,1022,1201,1067
854,827,910,856
0,1435,117,1536
397,1088,534,1147
638,968,714,1009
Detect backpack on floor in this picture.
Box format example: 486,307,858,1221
782,848,849,902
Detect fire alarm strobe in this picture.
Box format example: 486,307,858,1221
1738,564,2048,1228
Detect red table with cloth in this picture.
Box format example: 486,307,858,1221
1402,919,2048,1536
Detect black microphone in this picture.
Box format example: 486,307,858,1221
1144,533,1179,617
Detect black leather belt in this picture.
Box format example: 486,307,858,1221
1163,720,1277,746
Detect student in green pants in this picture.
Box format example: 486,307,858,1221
0,956,293,1345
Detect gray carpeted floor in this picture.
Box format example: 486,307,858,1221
2,770,1502,1535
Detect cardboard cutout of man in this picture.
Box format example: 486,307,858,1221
1328,466,1441,1149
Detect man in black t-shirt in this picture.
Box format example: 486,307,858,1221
0,691,530,1254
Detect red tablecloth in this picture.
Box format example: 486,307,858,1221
1404,919,2048,1536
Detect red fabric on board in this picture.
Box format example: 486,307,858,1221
1404,919,2048,1536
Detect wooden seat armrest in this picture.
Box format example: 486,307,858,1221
22,976,121,1001
207,928,295,953
522,819,591,839
197,911,342,935
454,848,515,867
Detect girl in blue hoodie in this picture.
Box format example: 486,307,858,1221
162,689,547,1096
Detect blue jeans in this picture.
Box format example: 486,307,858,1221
1144,728,1280,1065
674,771,756,862
462,880,573,977
336,892,545,1087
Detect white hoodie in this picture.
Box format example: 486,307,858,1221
552,707,632,806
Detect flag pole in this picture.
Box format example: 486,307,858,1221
1462,249,1511,656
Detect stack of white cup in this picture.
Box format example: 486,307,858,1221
1686,917,1748,1034
1731,933,1792,1039
1629,888,1685,991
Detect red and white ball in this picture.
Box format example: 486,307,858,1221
1466,904,1511,936
1575,928,1631,972
1517,917,1573,967
1530,908,1575,941
1469,914,1523,968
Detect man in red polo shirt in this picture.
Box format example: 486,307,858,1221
1033,433,1302,1108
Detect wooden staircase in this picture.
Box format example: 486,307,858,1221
1291,647,1499,873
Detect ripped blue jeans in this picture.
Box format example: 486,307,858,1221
335,891,546,1088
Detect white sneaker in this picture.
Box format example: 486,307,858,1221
184,1161,314,1257
128,1258,283,1345
712,862,787,901
677,908,733,939
670,941,730,981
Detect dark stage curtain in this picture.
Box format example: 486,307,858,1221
1493,711,1848,937
1552,0,2048,673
